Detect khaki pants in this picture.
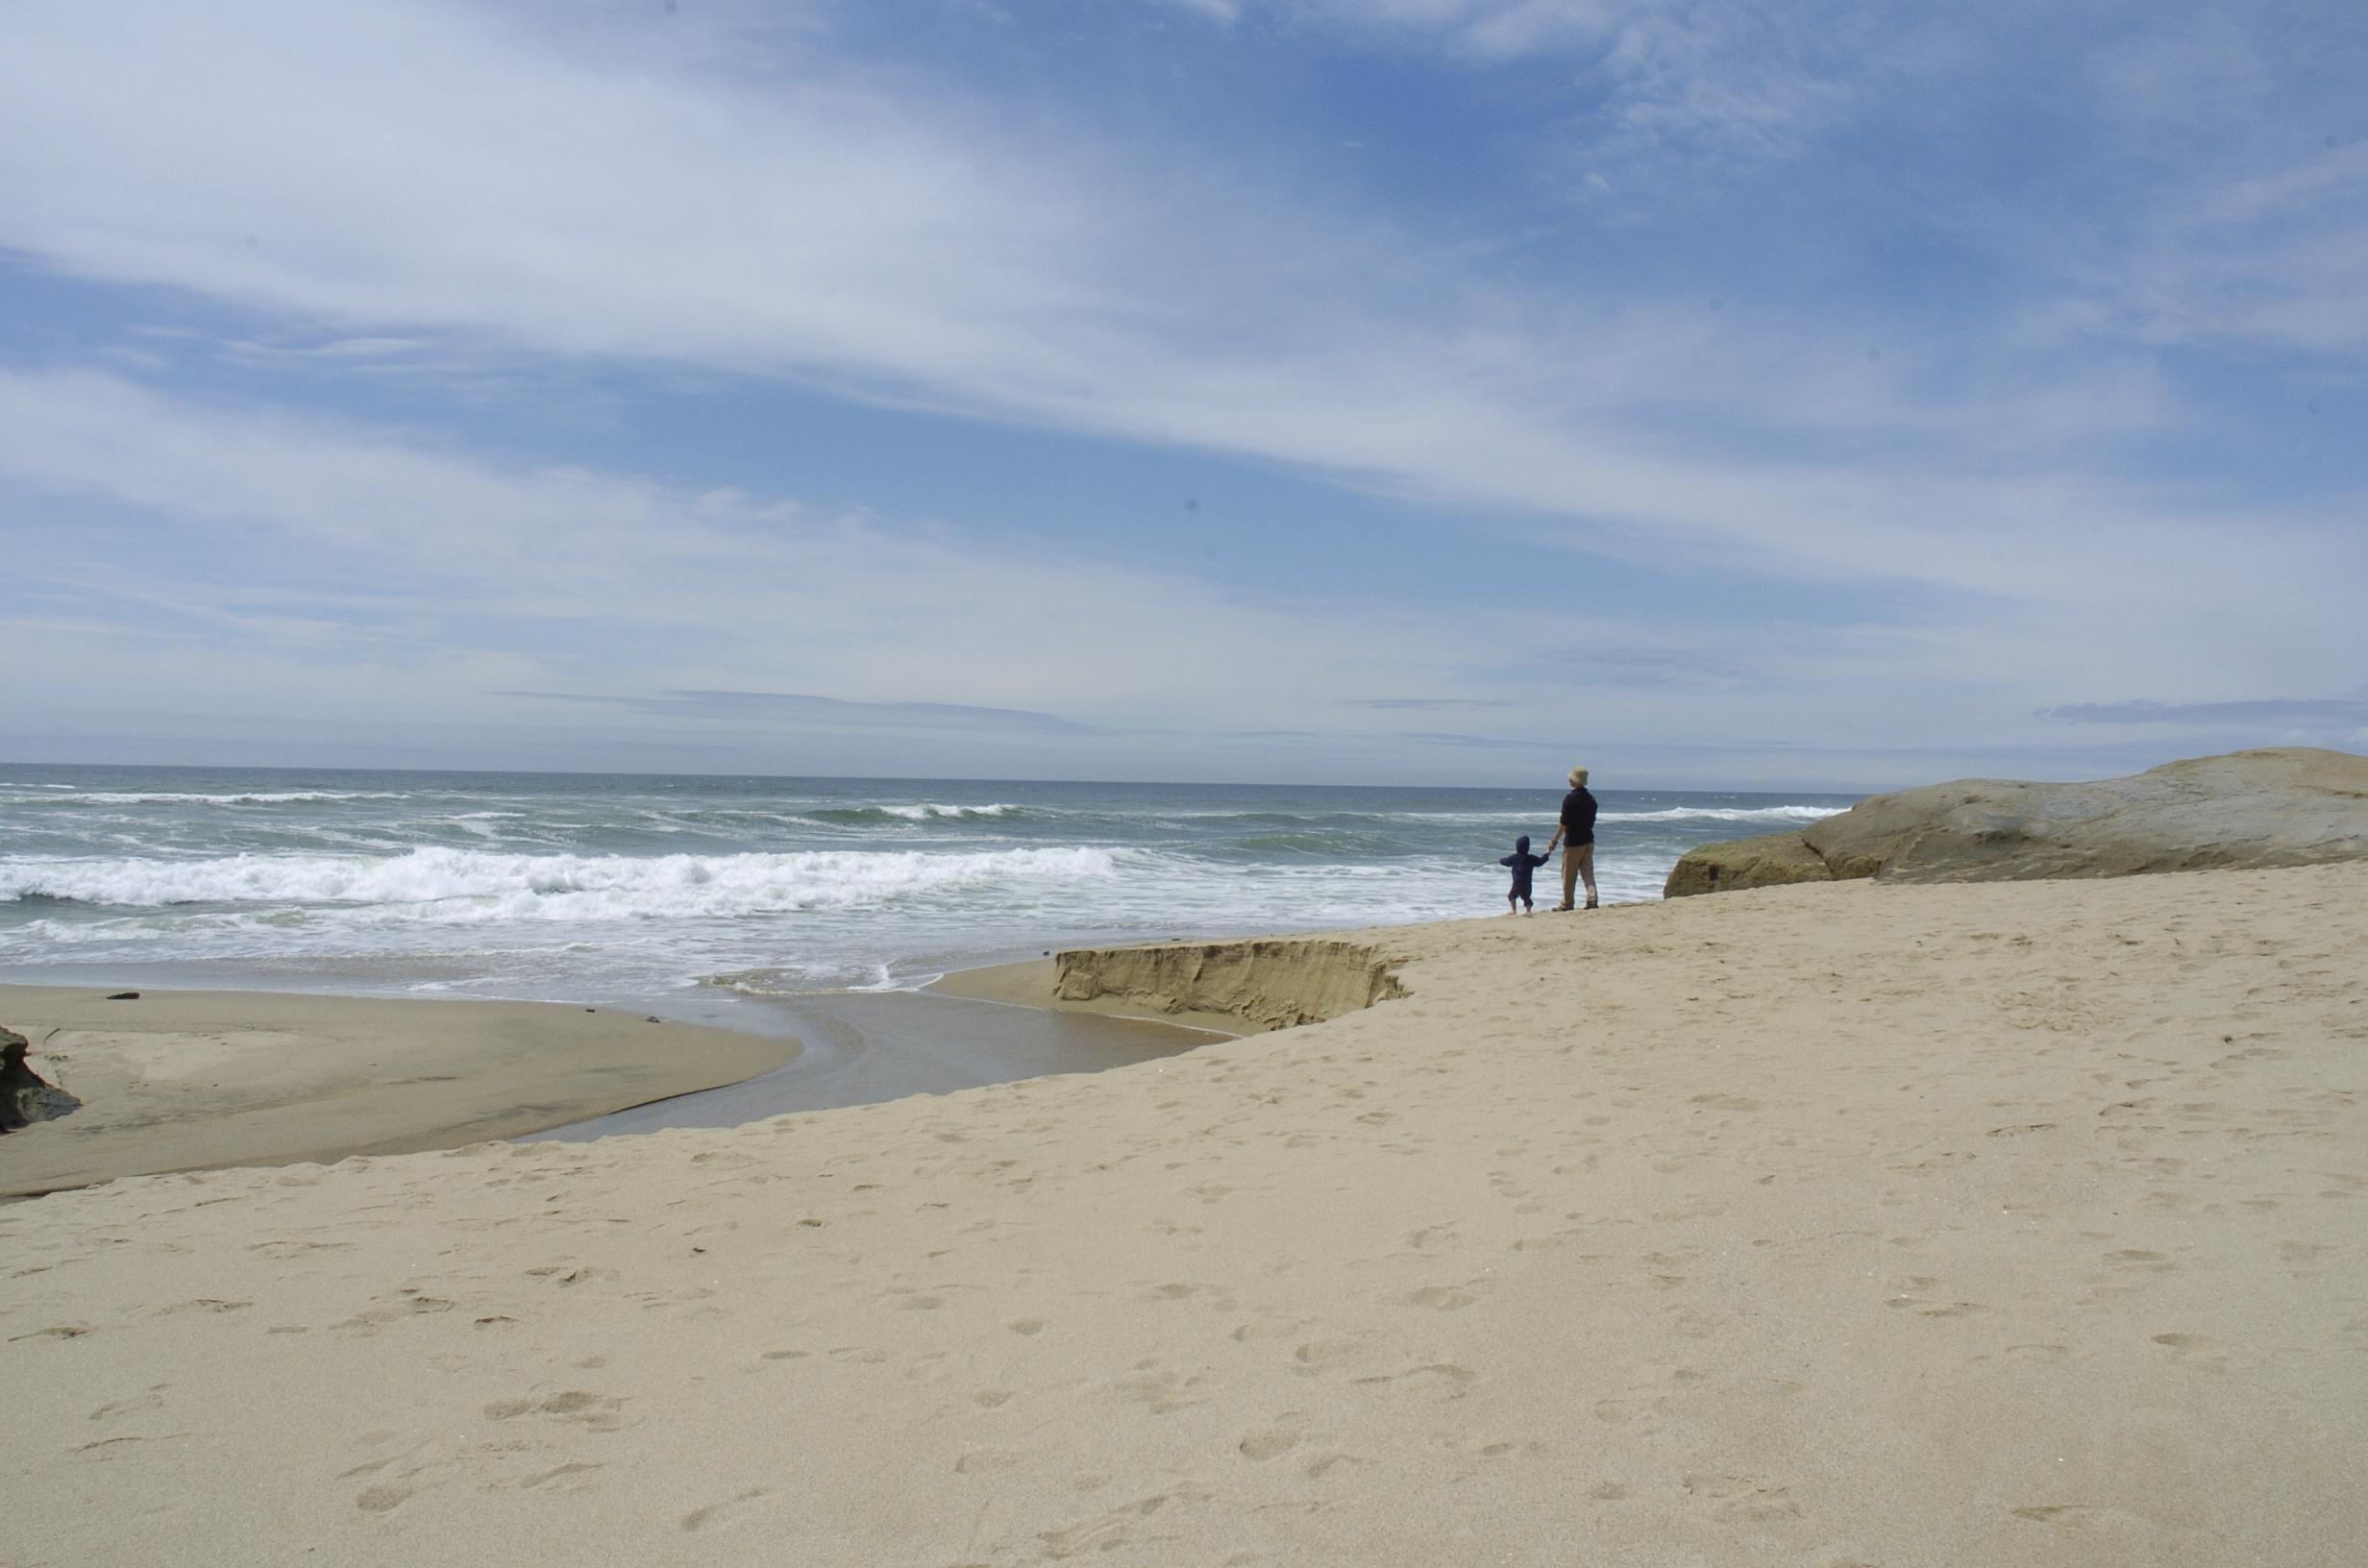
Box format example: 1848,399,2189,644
1561,843,1596,908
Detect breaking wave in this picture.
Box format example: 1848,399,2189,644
0,845,1121,920
1599,805,1842,824
807,802,1027,823
9,789,415,806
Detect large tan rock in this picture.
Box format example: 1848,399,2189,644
1660,832,1834,897
1665,747,2368,896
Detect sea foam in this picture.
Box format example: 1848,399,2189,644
7,789,415,806
1600,805,1842,824
0,845,1122,920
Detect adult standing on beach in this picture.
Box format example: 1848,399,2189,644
1543,766,1599,911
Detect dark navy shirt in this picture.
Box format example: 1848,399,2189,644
1559,787,1598,845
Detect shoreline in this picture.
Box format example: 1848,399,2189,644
0,955,1246,1196
522,978,1217,1143
925,954,1252,1037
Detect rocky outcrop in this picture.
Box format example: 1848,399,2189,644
1665,747,2368,896
1661,832,1835,897
1053,938,1408,1032
2,1026,79,1133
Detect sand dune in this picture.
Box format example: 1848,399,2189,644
4,864,2364,1565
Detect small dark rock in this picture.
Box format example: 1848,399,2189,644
106,991,140,1001
4,1026,82,1132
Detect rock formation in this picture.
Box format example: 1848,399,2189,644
2,1026,79,1133
1665,747,2368,897
1661,831,1836,898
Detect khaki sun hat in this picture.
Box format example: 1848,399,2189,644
1567,766,1590,787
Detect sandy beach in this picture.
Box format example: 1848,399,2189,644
4,862,2364,1565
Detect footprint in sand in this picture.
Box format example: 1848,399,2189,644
1033,1484,1214,1560
1352,1362,1475,1403
1237,1412,1307,1460
2010,1502,2156,1535
74,1435,145,1460
1293,1338,1364,1375
1406,1281,1490,1311
1110,1366,1209,1414
956,1450,1021,1474
88,1389,166,1423
1885,1277,1987,1317
2276,1240,2334,1271
2104,1249,2178,1272
2148,1332,2228,1367
679,1486,770,1532
483,1389,625,1430
520,1461,605,1490
1681,1472,1804,1523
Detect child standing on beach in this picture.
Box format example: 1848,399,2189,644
1499,835,1551,915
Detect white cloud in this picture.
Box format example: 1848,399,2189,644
2123,143,2368,356
0,367,1542,739
7,367,2240,784
1192,0,1862,158
1151,0,1246,20
0,0,2338,609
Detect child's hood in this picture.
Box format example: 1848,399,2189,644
1515,834,1531,853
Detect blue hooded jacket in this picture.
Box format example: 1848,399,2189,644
1499,834,1550,896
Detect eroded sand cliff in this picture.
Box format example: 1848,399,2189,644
1051,936,1410,1031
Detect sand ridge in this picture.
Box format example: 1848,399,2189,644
4,864,2364,1564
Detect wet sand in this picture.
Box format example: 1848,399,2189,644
3,979,1221,1194
522,985,1218,1140
0,985,798,1198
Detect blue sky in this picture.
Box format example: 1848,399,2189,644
2,0,2361,789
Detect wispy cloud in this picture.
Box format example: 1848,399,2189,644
506,690,1101,736
2,0,2342,616
5,360,2355,781
2040,698,2368,728
1398,730,1560,752
1171,0,1862,159
0,367,1579,751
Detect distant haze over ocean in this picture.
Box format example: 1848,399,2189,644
1,766,1852,1010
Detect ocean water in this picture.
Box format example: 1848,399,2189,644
0,766,1853,1010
